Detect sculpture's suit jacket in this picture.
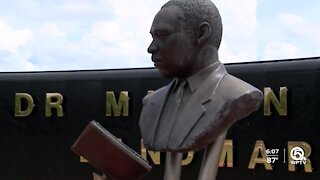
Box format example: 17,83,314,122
139,63,263,152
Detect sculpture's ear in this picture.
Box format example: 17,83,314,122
196,22,211,45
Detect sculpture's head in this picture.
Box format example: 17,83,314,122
147,0,223,78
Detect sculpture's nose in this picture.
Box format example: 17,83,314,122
147,40,158,54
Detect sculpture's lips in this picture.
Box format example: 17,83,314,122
154,62,162,67
151,56,161,62
152,57,162,67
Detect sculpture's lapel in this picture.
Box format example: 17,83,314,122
168,65,227,149
146,80,175,146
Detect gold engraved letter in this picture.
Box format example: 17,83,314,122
181,152,193,166
288,141,312,173
106,91,129,117
248,140,272,170
219,140,233,168
45,93,64,117
264,87,288,116
80,156,88,163
15,93,34,117
141,140,160,165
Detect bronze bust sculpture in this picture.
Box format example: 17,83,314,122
139,0,263,152
72,0,263,179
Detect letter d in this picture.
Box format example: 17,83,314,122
15,93,34,117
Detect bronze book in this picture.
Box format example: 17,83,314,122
71,121,152,180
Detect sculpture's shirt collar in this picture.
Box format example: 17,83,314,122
178,62,221,93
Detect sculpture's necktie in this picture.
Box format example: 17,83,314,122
155,79,187,148
165,79,187,143
174,79,187,111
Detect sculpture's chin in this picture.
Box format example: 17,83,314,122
157,69,174,78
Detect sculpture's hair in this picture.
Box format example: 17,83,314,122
162,0,223,49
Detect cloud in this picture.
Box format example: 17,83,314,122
262,41,303,60
8,0,165,71
3,0,317,72
88,0,259,66
62,1,101,14
260,12,320,60
214,0,258,63
0,0,260,71
93,0,167,67
0,19,33,53
40,23,65,37
279,12,320,44
0,19,36,72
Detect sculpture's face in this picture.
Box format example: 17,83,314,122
148,5,196,78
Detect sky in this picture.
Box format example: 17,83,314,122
0,0,319,72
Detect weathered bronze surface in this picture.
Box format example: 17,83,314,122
140,0,263,153
139,1,263,179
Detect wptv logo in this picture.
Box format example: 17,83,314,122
290,146,307,165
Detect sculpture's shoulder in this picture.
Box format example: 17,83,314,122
217,73,263,111
178,73,263,152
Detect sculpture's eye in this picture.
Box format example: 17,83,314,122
155,30,170,38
